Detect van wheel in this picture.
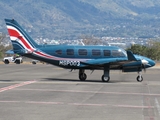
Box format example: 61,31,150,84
32,61,36,64
4,60,9,64
15,60,20,64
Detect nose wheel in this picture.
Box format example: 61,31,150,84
137,76,143,82
137,72,143,82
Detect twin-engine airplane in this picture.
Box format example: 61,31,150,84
4,19,155,82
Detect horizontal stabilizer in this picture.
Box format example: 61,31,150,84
127,51,137,61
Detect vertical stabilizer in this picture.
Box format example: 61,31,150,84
5,19,39,54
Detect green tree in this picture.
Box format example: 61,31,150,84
148,41,160,60
127,41,160,61
127,44,147,55
0,33,12,58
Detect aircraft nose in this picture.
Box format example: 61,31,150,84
141,57,155,68
136,55,155,68
149,59,155,67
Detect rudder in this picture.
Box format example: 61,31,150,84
5,19,39,54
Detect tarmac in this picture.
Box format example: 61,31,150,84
0,64,160,120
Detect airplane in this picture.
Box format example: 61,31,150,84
4,19,155,82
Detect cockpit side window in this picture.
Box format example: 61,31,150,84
66,49,74,55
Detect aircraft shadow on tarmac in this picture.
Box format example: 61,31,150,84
0,80,12,82
43,78,128,83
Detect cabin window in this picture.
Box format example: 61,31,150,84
103,50,111,56
78,49,87,56
66,49,74,55
112,50,125,57
55,50,62,55
92,49,101,56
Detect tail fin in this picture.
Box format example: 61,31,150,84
4,19,39,54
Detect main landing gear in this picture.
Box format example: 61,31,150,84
101,64,110,82
79,69,87,81
78,64,111,82
79,69,110,82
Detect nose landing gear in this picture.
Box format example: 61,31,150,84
137,72,143,82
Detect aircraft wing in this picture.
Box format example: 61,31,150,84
80,58,128,67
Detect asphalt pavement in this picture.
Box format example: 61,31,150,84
0,64,160,120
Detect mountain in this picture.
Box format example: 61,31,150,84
80,0,160,15
0,0,160,39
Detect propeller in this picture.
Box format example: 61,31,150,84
141,63,146,72
141,59,149,72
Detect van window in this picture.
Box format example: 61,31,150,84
103,50,111,56
66,49,74,55
78,49,87,56
92,49,101,56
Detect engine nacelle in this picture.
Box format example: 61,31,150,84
122,61,142,72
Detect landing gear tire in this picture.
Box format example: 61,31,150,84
102,75,110,82
79,73,87,81
15,60,20,64
4,60,9,64
137,76,143,82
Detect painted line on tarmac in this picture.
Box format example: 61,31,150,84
69,103,154,109
0,100,154,109
25,101,64,105
155,98,160,116
0,80,37,93
15,88,160,96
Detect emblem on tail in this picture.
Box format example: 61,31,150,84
5,19,38,54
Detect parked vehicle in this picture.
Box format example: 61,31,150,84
3,56,23,64
32,60,38,64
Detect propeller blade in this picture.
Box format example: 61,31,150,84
142,64,146,72
141,59,148,72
